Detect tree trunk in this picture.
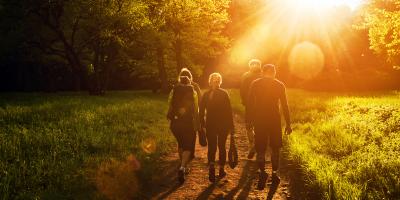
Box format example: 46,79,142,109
175,36,183,73
157,45,169,93
89,43,104,95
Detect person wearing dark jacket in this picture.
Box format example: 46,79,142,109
248,64,292,190
199,73,234,182
167,75,200,184
240,59,262,159
179,68,202,160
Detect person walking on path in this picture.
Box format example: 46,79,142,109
240,59,263,159
199,73,234,182
167,75,200,184
247,64,292,190
179,68,202,160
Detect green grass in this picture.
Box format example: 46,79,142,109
2,90,399,199
0,91,174,199
229,89,400,199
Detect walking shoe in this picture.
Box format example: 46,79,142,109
184,167,191,175
247,149,256,159
257,171,268,190
272,172,280,184
218,167,226,179
178,168,185,184
209,166,216,182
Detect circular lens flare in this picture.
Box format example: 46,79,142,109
140,138,157,154
289,41,324,80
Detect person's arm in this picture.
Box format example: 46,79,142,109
167,89,174,120
280,84,292,134
225,91,235,134
247,81,256,125
239,73,247,106
193,89,200,131
199,91,207,128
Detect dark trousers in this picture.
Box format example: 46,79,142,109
254,125,282,172
256,146,280,171
206,129,228,166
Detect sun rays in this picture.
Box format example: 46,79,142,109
229,0,364,79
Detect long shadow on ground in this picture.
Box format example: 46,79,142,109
223,160,258,200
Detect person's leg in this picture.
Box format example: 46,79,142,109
254,127,268,190
217,131,228,178
180,151,191,168
246,124,256,158
178,125,195,184
245,106,256,159
190,134,196,160
206,129,217,182
271,145,281,183
178,148,183,161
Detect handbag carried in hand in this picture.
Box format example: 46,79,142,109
228,130,238,169
198,128,207,147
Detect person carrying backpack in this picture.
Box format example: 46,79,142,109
167,75,200,184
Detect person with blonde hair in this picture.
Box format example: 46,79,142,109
167,73,200,184
178,68,202,160
240,59,263,159
199,72,234,182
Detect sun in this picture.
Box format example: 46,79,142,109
285,0,363,11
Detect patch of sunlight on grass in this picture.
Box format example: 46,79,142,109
229,89,400,199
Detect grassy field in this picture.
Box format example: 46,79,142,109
1,90,399,199
230,89,400,199
0,91,174,199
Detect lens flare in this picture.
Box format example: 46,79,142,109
140,138,157,154
288,41,324,80
96,155,140,200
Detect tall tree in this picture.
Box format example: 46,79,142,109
360,0,400,66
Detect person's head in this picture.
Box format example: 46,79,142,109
248,59,262,73
262,64,276,78
179,76,191,85
208,72,222,89
178,68,193,82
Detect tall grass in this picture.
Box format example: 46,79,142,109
229,89,400,199
0,91,174,199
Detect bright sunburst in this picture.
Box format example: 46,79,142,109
286,0,363,10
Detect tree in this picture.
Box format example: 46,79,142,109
138,0,230,92
12,0,149,93
360,0,400,66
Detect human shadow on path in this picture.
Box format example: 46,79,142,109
266,179,280,200
223,160,258,200
142,159,181,200
195,181,217,200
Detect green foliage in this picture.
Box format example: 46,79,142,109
360,0,400,65
230,89,400,199
0,91,174,199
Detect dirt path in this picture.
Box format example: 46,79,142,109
144,114,293,200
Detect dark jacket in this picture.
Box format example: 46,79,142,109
247,77,290,130
167,83,200,131
240,70,262,106
199,88,234,132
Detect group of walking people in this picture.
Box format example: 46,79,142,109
166,59,292,190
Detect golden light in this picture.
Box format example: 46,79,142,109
284,0,363,11
229,24,270,64
140,138,157,154
228,0,362,77
289,41,324,80
96,155,140,200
